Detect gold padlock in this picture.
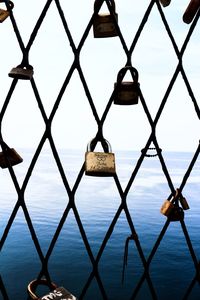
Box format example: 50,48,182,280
8,64,34,80
160,199,174,216
159,0,171,7
93,0,118,38
0,147,23,168
0,1,13,23
85,139,116,176
179,196,190,210
0,8,9,22
114,66,139,105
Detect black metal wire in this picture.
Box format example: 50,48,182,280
1,0,200,299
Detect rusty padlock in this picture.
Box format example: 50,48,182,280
183,0,200,24
114,66,139,105
0,0,13,23
8,64,34,80
159,0,171,7
85,138,116,176
179,195,190,210
160,199,175,217
93,0,118,38
27,279,77,300
0,147,23,168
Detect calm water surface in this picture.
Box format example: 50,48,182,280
1,149,200,299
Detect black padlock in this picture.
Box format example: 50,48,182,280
0,147,23,168
114,66,139,105
8,64,34,80
28,279,77,300
93,0,118,38
168,207,184,222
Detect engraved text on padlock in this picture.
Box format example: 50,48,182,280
85,151,116,176
38,287,77,300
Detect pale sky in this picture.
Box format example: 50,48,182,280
0,0,199,152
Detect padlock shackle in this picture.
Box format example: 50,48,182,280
86,138,112,153
117,66,139,83
27,279,57,300
94,0,116,13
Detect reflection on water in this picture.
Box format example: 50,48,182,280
1,149,200,299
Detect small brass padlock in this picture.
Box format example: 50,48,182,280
0,1,13,23
93,0,118,38
160,199,174,217
0,147,23,168
179,196,190,210
27,279,77,300
114,66,139,105
0,8,9,22
8,64,34,80
85,139,116,177
159,0,171,7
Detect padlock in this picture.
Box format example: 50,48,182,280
0,1,13,23
114,66,139,105
160,199,174,216
0,147,23,168
93,0,118,38
168,207,184,222
8,64,34,80
183,0,200,24
0,8,9,22
85,139,116,176
159,0,171,7
179,196,190,210
27,279,77,300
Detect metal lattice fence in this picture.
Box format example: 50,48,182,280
0,0,200,299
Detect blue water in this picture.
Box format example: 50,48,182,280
1,149,200,299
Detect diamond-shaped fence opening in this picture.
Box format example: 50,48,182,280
0,0,200,299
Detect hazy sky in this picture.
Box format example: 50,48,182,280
0,0,199,152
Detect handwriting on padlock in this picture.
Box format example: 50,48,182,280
41,289,76,300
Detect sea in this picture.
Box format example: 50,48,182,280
0,149,200,300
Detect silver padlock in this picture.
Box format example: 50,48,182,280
0,1,13,23
27,279,77,300
8,64,34,80
93,0,118,38
85,139,116,177
0,147,23,168
114,66,139,105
